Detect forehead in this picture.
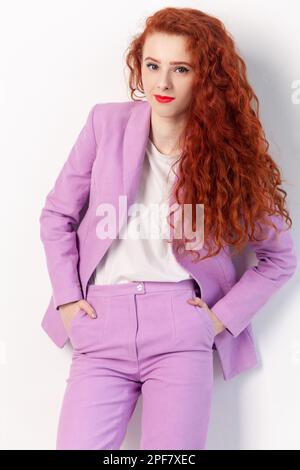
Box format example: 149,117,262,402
142,33,191,61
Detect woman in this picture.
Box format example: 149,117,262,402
39,7,297,450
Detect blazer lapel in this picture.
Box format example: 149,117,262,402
122,100,152,210
82,100,152,297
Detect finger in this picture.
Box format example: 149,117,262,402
78,300,97,319
187,297,207,308
187,296,202,304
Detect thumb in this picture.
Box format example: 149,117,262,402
78,299,97,319
187,296,206,308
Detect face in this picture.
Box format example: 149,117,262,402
141,32,195,118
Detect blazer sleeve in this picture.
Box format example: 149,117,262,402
39,104,98,310
211,213,298,337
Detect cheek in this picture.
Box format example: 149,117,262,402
142,76,156,91
181,78,194,93
141,68,151,82
178,85,194,104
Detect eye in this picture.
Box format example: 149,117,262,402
146,63,158,71
175,66,189,74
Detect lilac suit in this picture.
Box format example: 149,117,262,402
39,100,297,449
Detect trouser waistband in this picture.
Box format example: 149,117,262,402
87,278,197,297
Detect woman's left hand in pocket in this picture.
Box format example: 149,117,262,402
187,297,226,335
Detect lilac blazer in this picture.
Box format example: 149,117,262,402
39,100,297,381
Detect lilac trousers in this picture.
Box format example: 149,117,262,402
56,278,215,450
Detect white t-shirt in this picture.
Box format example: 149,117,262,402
91,137,191,285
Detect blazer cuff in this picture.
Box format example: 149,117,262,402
53,285,84,311
211,300,248,338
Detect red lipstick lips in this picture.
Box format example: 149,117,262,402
154,95,175,103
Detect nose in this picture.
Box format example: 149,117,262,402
156,70,172,91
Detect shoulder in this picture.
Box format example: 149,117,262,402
92,100,141,122
90,100,148,143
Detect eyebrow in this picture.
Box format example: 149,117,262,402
144,56,193,67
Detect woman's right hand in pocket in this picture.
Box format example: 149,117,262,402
59,299,97,333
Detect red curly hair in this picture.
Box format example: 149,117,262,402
124,6,292,262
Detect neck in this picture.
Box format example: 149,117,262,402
149,108,187,156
